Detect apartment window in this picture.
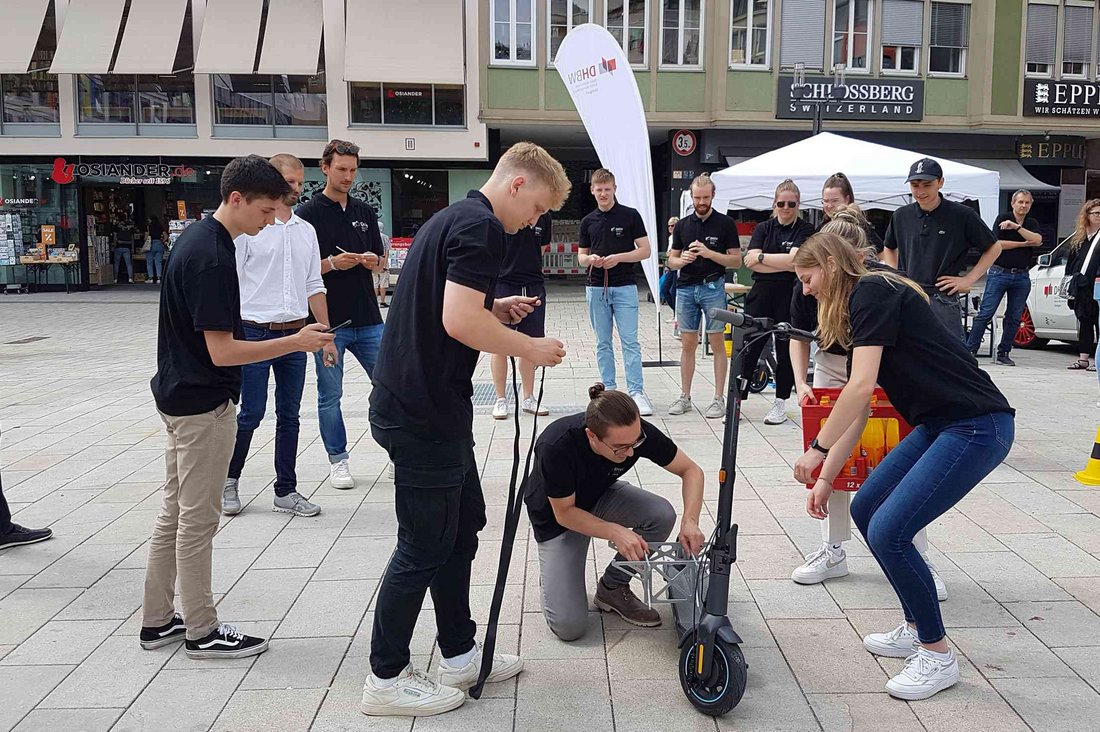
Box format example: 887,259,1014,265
549,1,591,64
607,0,648,66
78,74,196,126
880,0,922,73
213,74,326,127
833,0,871,71
1063,3,1094,78
929,2,969,74
492,0,535,65
1,7,59,127
780,0,826,69
349,83,466,127
661,0,703,67
137,76,196,124
730,0,769,66
1025,3,1057,77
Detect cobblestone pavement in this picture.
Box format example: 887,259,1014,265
2,281,1099,731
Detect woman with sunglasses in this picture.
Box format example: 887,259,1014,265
524,383,705,641
743,179,816,425
791,232,1013,701
1065,199,1100,372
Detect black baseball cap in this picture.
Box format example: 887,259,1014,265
906,157,943,182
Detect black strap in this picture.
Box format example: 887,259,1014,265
469,357,545,699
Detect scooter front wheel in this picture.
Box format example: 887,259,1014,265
748,364,770,394
679,637,747,716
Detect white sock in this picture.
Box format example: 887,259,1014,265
829,543,843,552
443,646,477,668
924,647,954,662
371,672,400,688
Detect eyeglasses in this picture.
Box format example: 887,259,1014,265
600,432,646,456
1089,211,1100,217
774,201,799,209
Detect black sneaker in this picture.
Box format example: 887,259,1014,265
185,624,269,659
0,523,53,550
995,353,1016,366
140,612,186,649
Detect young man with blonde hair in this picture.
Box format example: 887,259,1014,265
578,168,653,415
362,142,571,717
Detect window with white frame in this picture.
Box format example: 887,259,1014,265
549,1,591,64
492,0,535,65
661,0,703,66
880,0,922,73
730,0,769,67
1025,3,1057,77
833,0,871,71
929,2,969,74
1062,3,1094,78
607,0,649,66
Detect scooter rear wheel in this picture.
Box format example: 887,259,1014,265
679,637,747,716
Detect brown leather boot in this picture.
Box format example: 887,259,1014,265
593,579,661,627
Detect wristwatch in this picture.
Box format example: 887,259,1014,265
757,251,765,264
809,438,829,456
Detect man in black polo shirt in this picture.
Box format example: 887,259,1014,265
883,158,1000,338
296,139,387,491
666,174,741,419
964,189,1043,365
142,156,332,660
578,168,653,415
490,211,553,419
361,142,570,718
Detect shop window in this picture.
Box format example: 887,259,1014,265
879,0,921,74
213,70,327,131
274,73,328,126
607,0,649,66
138,75,196,124
832,0,871,72
213,75,272,125
549,0,591,65
78,74,196,127
1,5,60,129
661,0,703,67
78,75,137,124
729,0,769,67
492,0,536,66
391,170,449,238
349,83,466,127
928,2,969,75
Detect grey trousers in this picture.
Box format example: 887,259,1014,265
536,481,677,641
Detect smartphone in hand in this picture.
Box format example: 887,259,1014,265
326,319,353,333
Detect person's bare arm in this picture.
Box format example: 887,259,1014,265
602,236,652,268
550,493,650,561
204,326,333,367
663,449,706,555
936,242,1003,294
882,247,898,269
745,249,792,273
442,281,564,365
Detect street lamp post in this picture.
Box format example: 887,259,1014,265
790,63,848,135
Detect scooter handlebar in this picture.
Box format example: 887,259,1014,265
707,308,817,343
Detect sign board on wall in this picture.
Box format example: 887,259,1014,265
1017,136,1087,166
776,76,924,121
1058,184,1087,238
41,225,55,245
1024,79,1100,117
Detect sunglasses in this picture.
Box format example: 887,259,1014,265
327,141,360,156
600,432,646,456
774,201,799,209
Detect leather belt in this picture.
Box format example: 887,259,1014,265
242,318,306,331
990,265,1029,274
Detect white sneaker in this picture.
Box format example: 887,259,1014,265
763,398,788,425
668,394,692,415
491,398,508,420
791,543,849,585
925,559,948,602
329,459,355,490
704,397,726,420
630,392,654,416
885,647,960,701
863,622,920,658
437,641,524,691
361,664,465,717
520,396,549,416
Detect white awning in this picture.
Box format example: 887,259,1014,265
112,0,190,74
49,0,128,74
194,0,264,74
955,159,1060,192
257,0,323,75
0,0,50,73
723,156,749,167
345,0,464,84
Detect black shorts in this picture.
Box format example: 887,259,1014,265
494,281,546,338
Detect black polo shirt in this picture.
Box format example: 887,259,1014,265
524,413,679,543
747,217,815,283
579,202,648,287
369,190,503,441
150,216,244,416
883,196,996,288
670,209,739,286
499,212,552,286
993,213,1040,271
295,192,384,327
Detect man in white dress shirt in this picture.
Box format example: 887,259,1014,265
222,154,339,517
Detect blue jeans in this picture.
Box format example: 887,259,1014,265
586,285,643,394
227,326,307,497
314,323,384,462
146,240,164,282
659,269,678,314
675,280,727,334
114,247,132,281
965,266,1031,355
851,411,1014,644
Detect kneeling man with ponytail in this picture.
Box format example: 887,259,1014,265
524,384,706,641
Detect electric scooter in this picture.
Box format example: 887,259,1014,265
611,308,815,716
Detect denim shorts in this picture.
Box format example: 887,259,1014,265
675,280,727,334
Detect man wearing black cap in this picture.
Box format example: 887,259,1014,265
883,158,1000,337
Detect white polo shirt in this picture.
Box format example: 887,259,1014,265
235,213,326,324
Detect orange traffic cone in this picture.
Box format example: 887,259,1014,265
1075,427,1100,486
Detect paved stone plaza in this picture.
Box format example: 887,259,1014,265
2,282,1100,731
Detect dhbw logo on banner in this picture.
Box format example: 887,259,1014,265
599,57,616,74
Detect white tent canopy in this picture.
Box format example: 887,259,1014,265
686,132,1001,227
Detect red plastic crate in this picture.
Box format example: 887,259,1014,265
801,388,914,492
